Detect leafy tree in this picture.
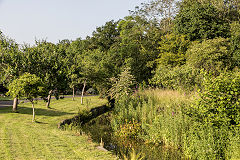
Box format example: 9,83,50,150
108,67,136,100
7,73,45,122
150,64,202,91
196,0,240,21
230,21,240,67
87,20,120,51
186,37,232,75
117,16,161,82
64,39,88,100
131,0,179,32
22,40,68,108
78,49,109,103
157,33,190,67
174,1,230,40
0,33,23,111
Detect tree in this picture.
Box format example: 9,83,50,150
0,32,23,111
230,21,240,67
64,39,84,101
78,49,107,103
87,20,120,51
117,16,161,82
22,40,68,108
174,1,230,40
7,73,45,122
194,71,240,126
108,67,136,100
157,33,190,67
186,37,232,75
131,0,179,32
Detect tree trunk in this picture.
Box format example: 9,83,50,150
12,97,18,112
81,80,86,104
32,102,35,122
72,86,75,101
46,90,53,108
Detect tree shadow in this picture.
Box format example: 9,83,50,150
0,106,12,113
35,121,48,124
0,106,75,117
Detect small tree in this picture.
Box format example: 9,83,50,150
7,73,45,122
109,67,136,100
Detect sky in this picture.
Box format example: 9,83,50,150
0,0,144,45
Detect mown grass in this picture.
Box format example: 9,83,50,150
0,96,116,160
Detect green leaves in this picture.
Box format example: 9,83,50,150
109,67,136,100
157,33,190,67
194,71,240,126
186,37,232,75
174,1,230,40
7,73,45,100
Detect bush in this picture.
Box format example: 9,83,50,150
193,71,240,126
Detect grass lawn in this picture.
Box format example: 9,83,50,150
0,96,116,160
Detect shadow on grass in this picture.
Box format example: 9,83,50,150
0,106,12,113
0,106,74,117
35,121,48,124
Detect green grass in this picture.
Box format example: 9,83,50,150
0,96,116,160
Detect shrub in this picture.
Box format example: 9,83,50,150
193,71,240,126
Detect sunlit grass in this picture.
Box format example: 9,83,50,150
0,96,116,160
139,88,197,104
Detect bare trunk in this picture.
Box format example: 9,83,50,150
12,97,18,112
72,86,75,101
81,80,86,104
46,90,53,108
32,102,35,122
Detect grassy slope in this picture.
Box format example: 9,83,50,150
0,96,116,160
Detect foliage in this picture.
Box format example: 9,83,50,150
123,148,145,160
174,1,230,40
117,16,161,82
108,67,136,100
7,73,45,101
192,72,240,126
22,40,68,95
0,34,22,86
151,65,202,91
131,0,179,32
186,37,233,75
157,33,190,67
87,20,120,51
230,21,240,67
115,119,142,140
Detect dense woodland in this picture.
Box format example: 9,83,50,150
1,0,240,159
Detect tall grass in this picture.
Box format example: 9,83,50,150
110,89,240,159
